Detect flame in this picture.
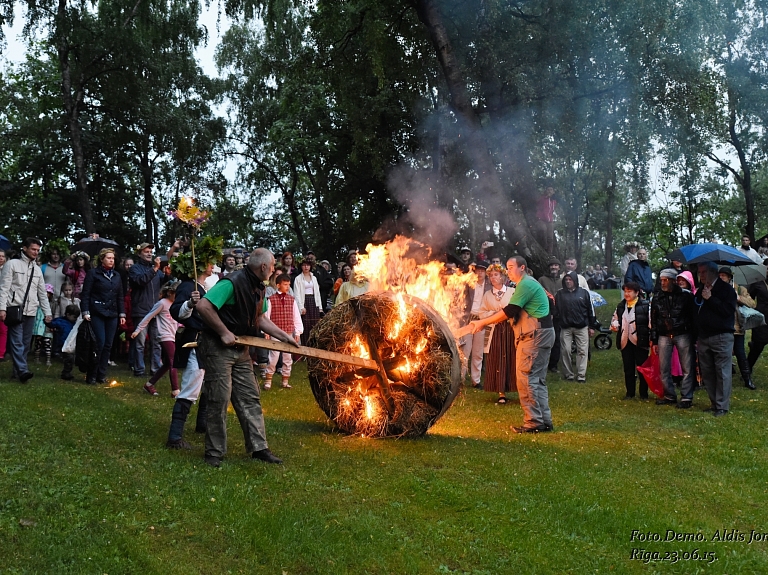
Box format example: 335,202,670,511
350,335,370,359
387,292,409,340
414,337,428,354
363,395,376,420
354,236,476,332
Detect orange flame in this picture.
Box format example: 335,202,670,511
354,236,476,332
387,292,409,340
363,395,376,420
350,335,370,359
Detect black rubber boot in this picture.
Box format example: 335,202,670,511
742,369,757,390
194,393,208,434
167,398,193,448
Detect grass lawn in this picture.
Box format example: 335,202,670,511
1,289,768,574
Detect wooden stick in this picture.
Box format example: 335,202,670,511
190,234,198,288
183,335,379,371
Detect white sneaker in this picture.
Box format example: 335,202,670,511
108,360,118,367
263,380,272,390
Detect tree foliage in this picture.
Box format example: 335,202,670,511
2,0,768,274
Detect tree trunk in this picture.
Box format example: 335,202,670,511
140,144,155,243
284,164,308,252
302,156,333,248
605,170,615,273
411,0,549,272
727,101,754,240
56,0,95,234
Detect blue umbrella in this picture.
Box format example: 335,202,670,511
667,243,753,266
0,235,10,251
589,290,607,307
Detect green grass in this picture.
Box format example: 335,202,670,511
1,290,768,574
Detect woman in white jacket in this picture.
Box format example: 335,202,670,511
293,259,323,346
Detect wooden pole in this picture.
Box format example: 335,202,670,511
183,335,379,371
190,234,198,288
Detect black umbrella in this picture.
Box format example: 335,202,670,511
73,236,122,258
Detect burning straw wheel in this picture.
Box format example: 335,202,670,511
307,291,461,438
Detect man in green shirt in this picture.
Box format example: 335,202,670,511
466,256,555,433
196,248,299,467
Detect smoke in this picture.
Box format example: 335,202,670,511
372,164,458,257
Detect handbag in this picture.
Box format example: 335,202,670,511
738,305,766,331
62,317,83,354
75,320,98,373
637,351,664,398
4,264,36,326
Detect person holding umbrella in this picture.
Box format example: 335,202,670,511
695,262,737,416
718,267,757,390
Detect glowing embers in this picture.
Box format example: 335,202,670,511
307,292,461,438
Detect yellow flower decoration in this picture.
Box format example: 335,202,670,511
169,196,209,229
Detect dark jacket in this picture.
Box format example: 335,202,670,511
128,258,164,317
624,259,654,294
695,278,736,337
80,266,125,319
204,267,264,337
170,279,206,369
50,316,76,347
650,285,697,343
615,298,650,349
748,280,768,317
554,272,597,329
538,274,560,298
312,264,335,311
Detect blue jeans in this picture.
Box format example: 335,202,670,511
698,333,734,411
131,316,162,375
657,333,695,401
148,318,163,374
8,315,36,377
89,314,118,381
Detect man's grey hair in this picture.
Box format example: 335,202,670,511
248,248,274,269
698,261,719,275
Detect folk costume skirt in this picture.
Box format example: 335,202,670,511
484,320,517,393
300,293,322,347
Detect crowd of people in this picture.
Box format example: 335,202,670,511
0,236,377,466
1,233,767,464
459,240,768,428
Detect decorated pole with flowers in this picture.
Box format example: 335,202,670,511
169,196,210,287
